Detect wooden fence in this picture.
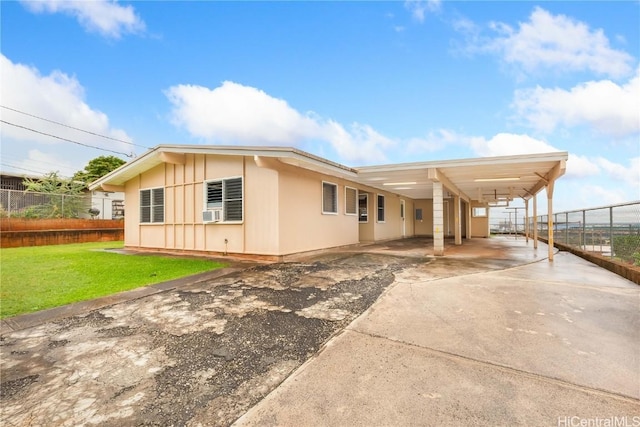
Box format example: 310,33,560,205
0,219,124,248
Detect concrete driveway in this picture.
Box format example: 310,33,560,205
236,239,640,426
2,237,639,426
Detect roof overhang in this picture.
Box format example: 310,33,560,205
90,145,568,207
89,145,358,190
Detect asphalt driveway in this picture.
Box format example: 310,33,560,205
1,249,425,426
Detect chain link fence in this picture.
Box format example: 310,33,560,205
0,189,124,220
530,201,640,266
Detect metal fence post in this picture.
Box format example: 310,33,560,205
565,212,569,244
582,210,586,250
609,206,614,259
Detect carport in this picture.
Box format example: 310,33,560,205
355,152,568,261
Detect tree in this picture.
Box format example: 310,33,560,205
22,172,87,218
72,155,126,186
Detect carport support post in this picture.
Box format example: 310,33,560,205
454,196,462,245
524,199,529,244
466,202,472,240
433,182,444,256
546,183,555,262
533,195,538,250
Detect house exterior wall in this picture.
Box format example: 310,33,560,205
277,167,359,255
124,155,280,254
122,153,419,256
414,199,434,236
470,201,490,237
244,159,280,255
357,191,375,242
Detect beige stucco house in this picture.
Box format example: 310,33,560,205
89,145,567,260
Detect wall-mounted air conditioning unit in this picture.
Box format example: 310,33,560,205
203,209,222,223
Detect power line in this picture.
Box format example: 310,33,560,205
1,105,151,150
0,162,51,175
1,120,134,158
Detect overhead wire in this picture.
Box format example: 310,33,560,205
1,105,151,150
1,120,134,158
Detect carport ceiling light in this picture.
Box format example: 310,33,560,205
474,177,520,182
383,181,417,186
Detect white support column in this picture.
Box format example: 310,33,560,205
533,195,538,250
524,199,529,244
466,201,472,240
433,181,444,256
546,183,555,262
454,195,462,245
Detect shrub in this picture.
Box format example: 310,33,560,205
612,235,640,265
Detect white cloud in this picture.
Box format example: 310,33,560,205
459,7,634,78
407,129,464,153
165,81,394,163
464,132,602,180
595,157,640,188
576,184,629,206
20,0,145,39
0,54,133,175
404,0,441,23
468,132,559,157
513,69,640,137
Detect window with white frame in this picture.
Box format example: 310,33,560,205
377,194,385,222
358,193,368,222
140,188,164,223
322,181,338,214
345,187,357,215
472,207,487,217
204,177,243,222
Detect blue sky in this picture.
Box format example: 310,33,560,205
1,0,638,215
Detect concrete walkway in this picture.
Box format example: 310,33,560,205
235,238,640,426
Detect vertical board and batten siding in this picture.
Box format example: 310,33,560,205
124,154,281,255
243,159,280,255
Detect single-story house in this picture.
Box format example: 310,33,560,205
89,145,567,260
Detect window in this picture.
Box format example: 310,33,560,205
204,177,243,222
140,188,164,223
345,187,357,215
358,193,368,222
472,207,487,217
415,208,423,221
377,194,385,222
322,182,338,214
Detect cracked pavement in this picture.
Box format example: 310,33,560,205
1,251,426,426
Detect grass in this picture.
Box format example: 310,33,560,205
0,241,226,319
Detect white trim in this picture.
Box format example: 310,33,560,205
203,175,244,224
322,181,339,215
139,186,164,224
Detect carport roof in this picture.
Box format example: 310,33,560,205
90,145,567,204
354,151,568,203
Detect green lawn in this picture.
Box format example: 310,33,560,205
0,242,226,319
